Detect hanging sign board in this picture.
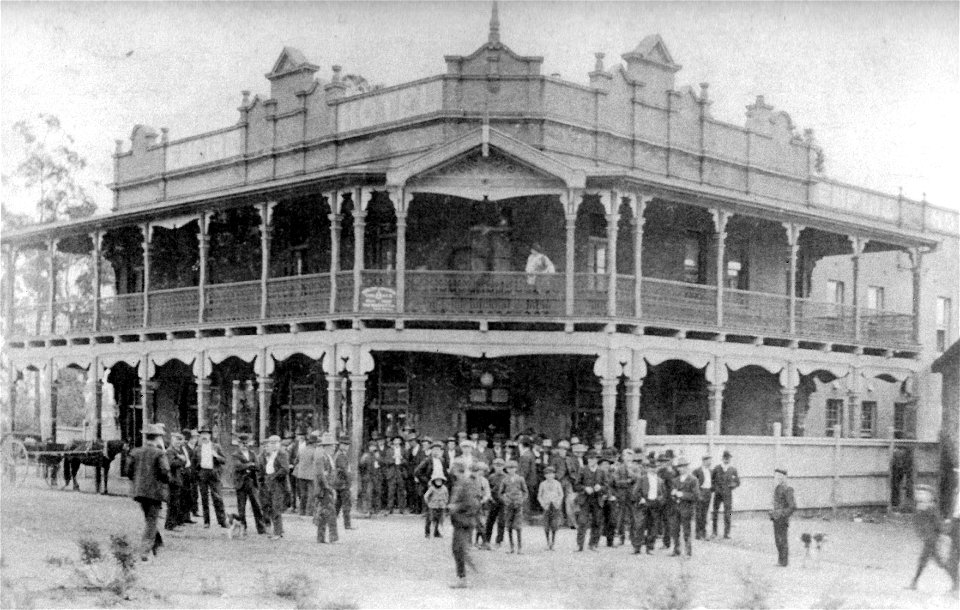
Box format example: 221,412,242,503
361,286,397,312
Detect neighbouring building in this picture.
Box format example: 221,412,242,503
2,5,958,510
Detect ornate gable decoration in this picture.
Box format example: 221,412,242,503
622,34,681,73
266,46,319,81
411,149,563,191
444,2,543,77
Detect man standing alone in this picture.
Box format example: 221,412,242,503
770,468,796,567
711,450,740,539
193,428,227,528
124,424,170,561
259,435,290,539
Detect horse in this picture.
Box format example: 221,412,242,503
61,440,127,494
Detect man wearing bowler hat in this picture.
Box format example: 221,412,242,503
573,449,606,551
124,423,171,561
233,432,266,535
192,427,227,528
383,435,408,514
711,449,741,539
314,432,339,543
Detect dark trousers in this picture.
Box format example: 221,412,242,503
296,478,314,515
137,499,163,557
406,476,422,514
236,480,266,534
616,500,633,540
315,499,338,543
261,480,286,536
360,477,376,513
485,501,505,544
576,499,603,549
452,525,472,578
335,488,352,529
385,474,406,511
712,491,733,537
773,518,789,566
183,468,198,515
695,494,711,538
672,504,694,555
198,469,226,526
603,500,621,545
631,503,659,551
164,483,183,529
425,508,444,536
661,503,676,548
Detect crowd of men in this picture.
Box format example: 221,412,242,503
124,423,354,560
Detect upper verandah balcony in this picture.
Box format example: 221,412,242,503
102,28,958,241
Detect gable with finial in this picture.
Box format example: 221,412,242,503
266,46,319,81
444,2,543,77
622,34,681,73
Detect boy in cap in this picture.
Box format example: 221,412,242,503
538,465,564,550
669,456,699,556
424,474,449,537
499,459,529,553
484,457,507,549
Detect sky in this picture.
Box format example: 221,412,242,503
1,1,958,221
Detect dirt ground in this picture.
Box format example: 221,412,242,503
1,470,957,609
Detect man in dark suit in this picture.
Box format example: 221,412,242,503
631,453,665,554
192,428,227,528
313,432,338,543
573,450,606,551
358,440,381,515
658,450,677,549
771,468,797,566
181,429,200,518
258,434,290,539
164,432,187,531
404,434,425,515
711,450,741,539
415,442,448,510
333,435,354,530
518,437,538,514
233,432,266,535
382,436,407,513
670,457,699,556
124,423,170,561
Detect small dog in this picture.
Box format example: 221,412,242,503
801,532,826,567
226,513,246,539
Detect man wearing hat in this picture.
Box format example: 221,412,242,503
181,429,200,519
693,455,713,540
608,449,636,547
293,431,319,516
711,450,740,539
658,449,678,549
313,432,339,543
383,435,408,514
669,456,699,556
415,442,448,508
566,442,587,528
258,435,290,539
631,452,665,554
484,457,507,548
164,432,188,531
770,468,796,566
358,439,382,516
573,450,606,551
333,435,354,530
287,429,306,513
124,423,171,560
405,433,425,515
192,427,227,528
232,432,266,535
518,437,538,514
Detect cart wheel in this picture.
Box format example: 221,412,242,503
1,437,29,488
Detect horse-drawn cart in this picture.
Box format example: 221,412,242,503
1,434,125,493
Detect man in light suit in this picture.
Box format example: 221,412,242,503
258,435,290,539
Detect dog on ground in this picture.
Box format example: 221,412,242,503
226,513,246,539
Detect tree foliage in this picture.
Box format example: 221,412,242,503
5,114,97,224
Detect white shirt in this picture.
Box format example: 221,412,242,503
182,447,191,467
700,466,712,490
646,471,659,501
200,442,214,469
266,451,278,475
430,457,445,481
525,251,556,279
393,448,402,465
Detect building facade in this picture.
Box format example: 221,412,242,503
3,7,958,508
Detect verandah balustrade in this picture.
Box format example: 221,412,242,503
9,272,916,348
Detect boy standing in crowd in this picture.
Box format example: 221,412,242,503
499,459,529,554
538,465,563,550
485,457,507,549
423,475,448,538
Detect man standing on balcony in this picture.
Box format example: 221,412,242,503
525,243,556,284
711,450,740,539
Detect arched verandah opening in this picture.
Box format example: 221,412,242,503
640,359,708,435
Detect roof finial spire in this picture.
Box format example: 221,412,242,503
489,1,500,45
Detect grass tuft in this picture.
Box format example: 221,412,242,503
733,566,772,610
641,567,694,610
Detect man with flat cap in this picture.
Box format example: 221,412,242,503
711,449,740,539
193,427,227,528
124,423,170,561
770,468,796,566
259,434,290,539
233,432,266,535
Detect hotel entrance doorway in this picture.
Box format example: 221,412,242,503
465,408,510,439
